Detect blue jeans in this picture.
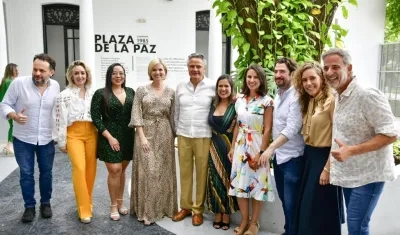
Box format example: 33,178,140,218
273,155,304,235
343,182,385,235
13,137,55,208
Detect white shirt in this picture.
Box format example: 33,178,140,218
174,77,215,138
273,86,305,164
330,78,397,188
0,76,60,145
52,86,94,148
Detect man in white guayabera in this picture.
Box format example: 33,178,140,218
172,53,215,226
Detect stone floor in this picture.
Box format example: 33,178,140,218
0,153,174,235
0,151,280,235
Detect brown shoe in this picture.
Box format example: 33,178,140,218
192,213,203,226
172,209,191,222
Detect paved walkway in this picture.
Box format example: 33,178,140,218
0,150,279,235
0,152,173,235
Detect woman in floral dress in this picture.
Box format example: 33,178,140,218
228,64,273,235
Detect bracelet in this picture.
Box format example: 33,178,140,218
323,167,330,173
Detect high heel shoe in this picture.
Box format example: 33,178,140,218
221,213,230,230
243,222,260,235
110,205,120,221
116,199,128,215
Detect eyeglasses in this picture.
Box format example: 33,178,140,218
188,53,204,59
112,72,125,76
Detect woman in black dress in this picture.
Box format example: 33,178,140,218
90,63,135,221
293,61,343,235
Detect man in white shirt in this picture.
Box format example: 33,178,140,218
323,48,397,235
0,54,60,223
172,53,215,226
260,58,305,235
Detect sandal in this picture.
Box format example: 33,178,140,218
221,213,230,230
213,221,222,229
234,222,249,235
80,217,91,224
143,220,154,226
213,213,222,229
243,222,260,235
2,147,13,155
221,222,230,230
117,199,128,215
110,205,120,221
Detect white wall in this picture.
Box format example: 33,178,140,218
4,0,79,77
334,0,386,88
93,0,211,89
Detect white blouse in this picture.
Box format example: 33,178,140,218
52,86,94,148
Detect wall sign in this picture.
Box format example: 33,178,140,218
94,34,157,53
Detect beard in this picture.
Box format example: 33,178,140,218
327,69,349,91
32,76,49,86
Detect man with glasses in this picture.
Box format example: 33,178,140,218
0,53,60,223
172,53,215,226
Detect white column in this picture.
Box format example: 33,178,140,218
207,2,222,80
80,0,96,87
0,1,8,71
230,46,239,71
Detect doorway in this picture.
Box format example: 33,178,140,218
43,4,79,90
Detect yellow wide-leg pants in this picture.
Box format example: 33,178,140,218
67,122,97,219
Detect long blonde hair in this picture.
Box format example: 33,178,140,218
293,61,332,116
0,63,17,89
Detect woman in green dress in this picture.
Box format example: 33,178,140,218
207,75,239,230
90,63,135,221
0,63,18,155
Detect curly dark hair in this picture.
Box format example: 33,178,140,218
293,61,332,117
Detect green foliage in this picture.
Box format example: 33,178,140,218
213,0,357,94
385,0,400,42
393,140,400,165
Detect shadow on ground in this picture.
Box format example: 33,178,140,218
0,153,174,235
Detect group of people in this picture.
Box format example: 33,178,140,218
0,48,397,235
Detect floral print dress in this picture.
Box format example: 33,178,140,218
228,95,273,201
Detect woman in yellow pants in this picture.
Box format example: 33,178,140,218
52,60,97,224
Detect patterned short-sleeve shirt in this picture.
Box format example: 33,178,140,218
330,78,398,188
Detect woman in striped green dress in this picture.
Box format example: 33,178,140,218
206,75,239,230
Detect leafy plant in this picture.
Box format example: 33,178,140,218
385,0,400,42
393,140,400,165
213,0,358,94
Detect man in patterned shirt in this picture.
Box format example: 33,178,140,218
322,48,397,235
